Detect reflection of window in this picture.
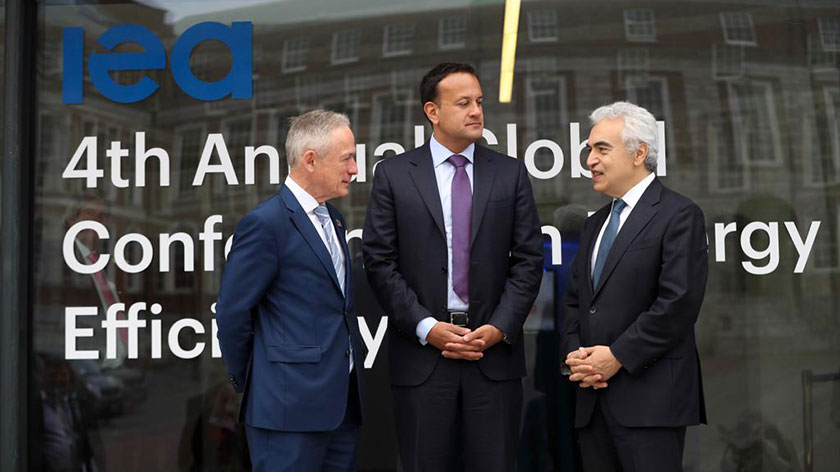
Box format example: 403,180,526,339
383,24,414,57
219,117,253,195
728,81,782,166
721,12,756,46
623,9,656,42
282,37,309,73
528,10,558,43
819,18,840,52
331,29,361,64
617,48,649,80
175,126,204,196
813,88,840,184
165,228,196,292
125,227,143,293
708,121,746,192
526,76,566,139
626,76,672,162
713,44,744,80
439,16,466,50
372,92,413,146
626,77,668,123
39,37,62,76
813,207,838,269
37,113,59,192
808,33,838,70
526,76,566,200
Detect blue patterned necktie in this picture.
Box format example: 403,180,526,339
592,199,627,290
314,204,345,295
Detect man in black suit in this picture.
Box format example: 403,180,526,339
562,101,708,471
362,63,543,471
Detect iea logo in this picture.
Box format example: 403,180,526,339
62,22,253,104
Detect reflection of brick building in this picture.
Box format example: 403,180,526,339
32,1,840,469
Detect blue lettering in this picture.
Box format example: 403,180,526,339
171,22,253,101
62,22,253,104
89,24,165,104
62,27,84,104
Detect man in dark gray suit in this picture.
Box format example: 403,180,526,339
363,63,543,471
562,102,708,471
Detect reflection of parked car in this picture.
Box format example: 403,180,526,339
70,360,124,418
105,365,147,407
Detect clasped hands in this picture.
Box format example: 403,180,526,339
565,346,622,389
426,322,504,360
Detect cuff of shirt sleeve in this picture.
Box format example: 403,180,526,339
416,317,438,345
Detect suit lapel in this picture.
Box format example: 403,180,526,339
592,178,662,298
470,146,496,245
280,186,343,295
408,142,446,238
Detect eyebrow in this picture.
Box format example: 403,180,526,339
590,140,613,149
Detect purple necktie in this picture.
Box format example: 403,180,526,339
449,154,472,302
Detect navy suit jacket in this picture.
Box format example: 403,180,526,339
216,185,365,432
562,178,708,428
363,141,544,386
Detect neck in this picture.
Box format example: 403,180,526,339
433,132,472,154
289,170,326,204
612,171,652,198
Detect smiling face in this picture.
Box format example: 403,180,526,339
586,117,650,198
309,125,358,202
423,72,484,152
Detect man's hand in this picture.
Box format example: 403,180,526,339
566,346,622,388
565,348,608,389
427,322,483,361
441,324,504,360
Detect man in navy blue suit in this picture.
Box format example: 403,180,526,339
562,102,707,471
216,109,364,471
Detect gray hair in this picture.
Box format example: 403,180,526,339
285,109,351,168
589,101,658,173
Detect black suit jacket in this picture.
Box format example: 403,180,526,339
562,177,708,428
363,141,543,386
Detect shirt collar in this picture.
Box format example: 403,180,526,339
430,133,475,168
618,172,655,210
284,176,320,213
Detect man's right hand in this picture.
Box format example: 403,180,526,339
426,322,484,360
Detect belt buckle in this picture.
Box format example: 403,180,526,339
449,311,469,327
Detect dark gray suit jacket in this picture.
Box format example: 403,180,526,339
562,177,708,428
362,141,543,386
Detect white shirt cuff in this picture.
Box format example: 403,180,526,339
416,317,438,345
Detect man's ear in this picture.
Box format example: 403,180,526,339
301,149,318,171
634,143,649,167
423,101,439,126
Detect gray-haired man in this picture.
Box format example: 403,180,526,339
562,102,708,471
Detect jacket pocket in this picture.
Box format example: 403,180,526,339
266,345,321,363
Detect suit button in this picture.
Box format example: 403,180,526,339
345,350,351,357
589,307,597,314
441,266,447,274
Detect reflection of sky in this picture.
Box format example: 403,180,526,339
138,0,277,22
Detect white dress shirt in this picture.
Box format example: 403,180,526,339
591,172,656,277
416,134,475,345
284,176,352,371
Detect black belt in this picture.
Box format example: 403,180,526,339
447,310,469,327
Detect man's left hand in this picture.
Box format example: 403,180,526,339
565,345,622,384
452,325,504,353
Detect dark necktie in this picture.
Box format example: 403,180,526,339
449,154,471,302
592,199,627,289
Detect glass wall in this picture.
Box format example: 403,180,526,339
31,0,840,470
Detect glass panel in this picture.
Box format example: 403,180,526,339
30,1,840,471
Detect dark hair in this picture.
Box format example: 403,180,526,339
419,62,478,108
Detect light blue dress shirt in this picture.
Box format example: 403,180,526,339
415,135,475,345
